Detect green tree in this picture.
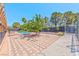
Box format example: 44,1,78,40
12,22,20,29
63,11,77,25
26,14,48,35
44,17,48,23
50,12,62,27
20,18,27,31
20,24,27,31
22,17,27,23
50,12,62,31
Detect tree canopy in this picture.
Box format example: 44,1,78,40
12,11,78,32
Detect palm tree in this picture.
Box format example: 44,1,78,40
27,19,35,32
33,14,43,32
20,18,27,31
27,14,48,35
22,17,27,23
44,17,48,23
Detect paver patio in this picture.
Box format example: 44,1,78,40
0,32,60,56
0,32,79,56
1,32,78,56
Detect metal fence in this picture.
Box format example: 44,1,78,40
41,26,75,33
75,19,79,40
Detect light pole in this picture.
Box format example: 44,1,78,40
64,16,67,36
76,16,79,40
77,19,79,40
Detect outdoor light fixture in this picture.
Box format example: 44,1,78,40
0,20,2,25
64,16,67,36
0,20,2,32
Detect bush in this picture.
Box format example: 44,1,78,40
56,27,60,31
57,32,64,36
18,30,26,33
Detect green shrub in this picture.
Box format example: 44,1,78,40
57,32,64,36
18,30,26,33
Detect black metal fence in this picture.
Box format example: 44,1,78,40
75,21,79,40
41,26,75,33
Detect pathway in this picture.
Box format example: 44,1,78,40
39,33,74,56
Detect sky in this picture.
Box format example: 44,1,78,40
4,3,79,26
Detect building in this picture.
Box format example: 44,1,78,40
0,3,7,32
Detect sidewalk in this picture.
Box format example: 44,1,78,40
0,32,9,55
38,33,74,56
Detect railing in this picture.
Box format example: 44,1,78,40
70,34,79,56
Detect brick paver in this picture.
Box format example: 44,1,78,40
0,32,59,56
8,32,59,56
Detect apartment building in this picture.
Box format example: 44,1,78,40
0,3,7,32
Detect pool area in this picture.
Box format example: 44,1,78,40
18,31,31,35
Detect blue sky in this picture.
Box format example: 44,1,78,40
4,3,79,26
